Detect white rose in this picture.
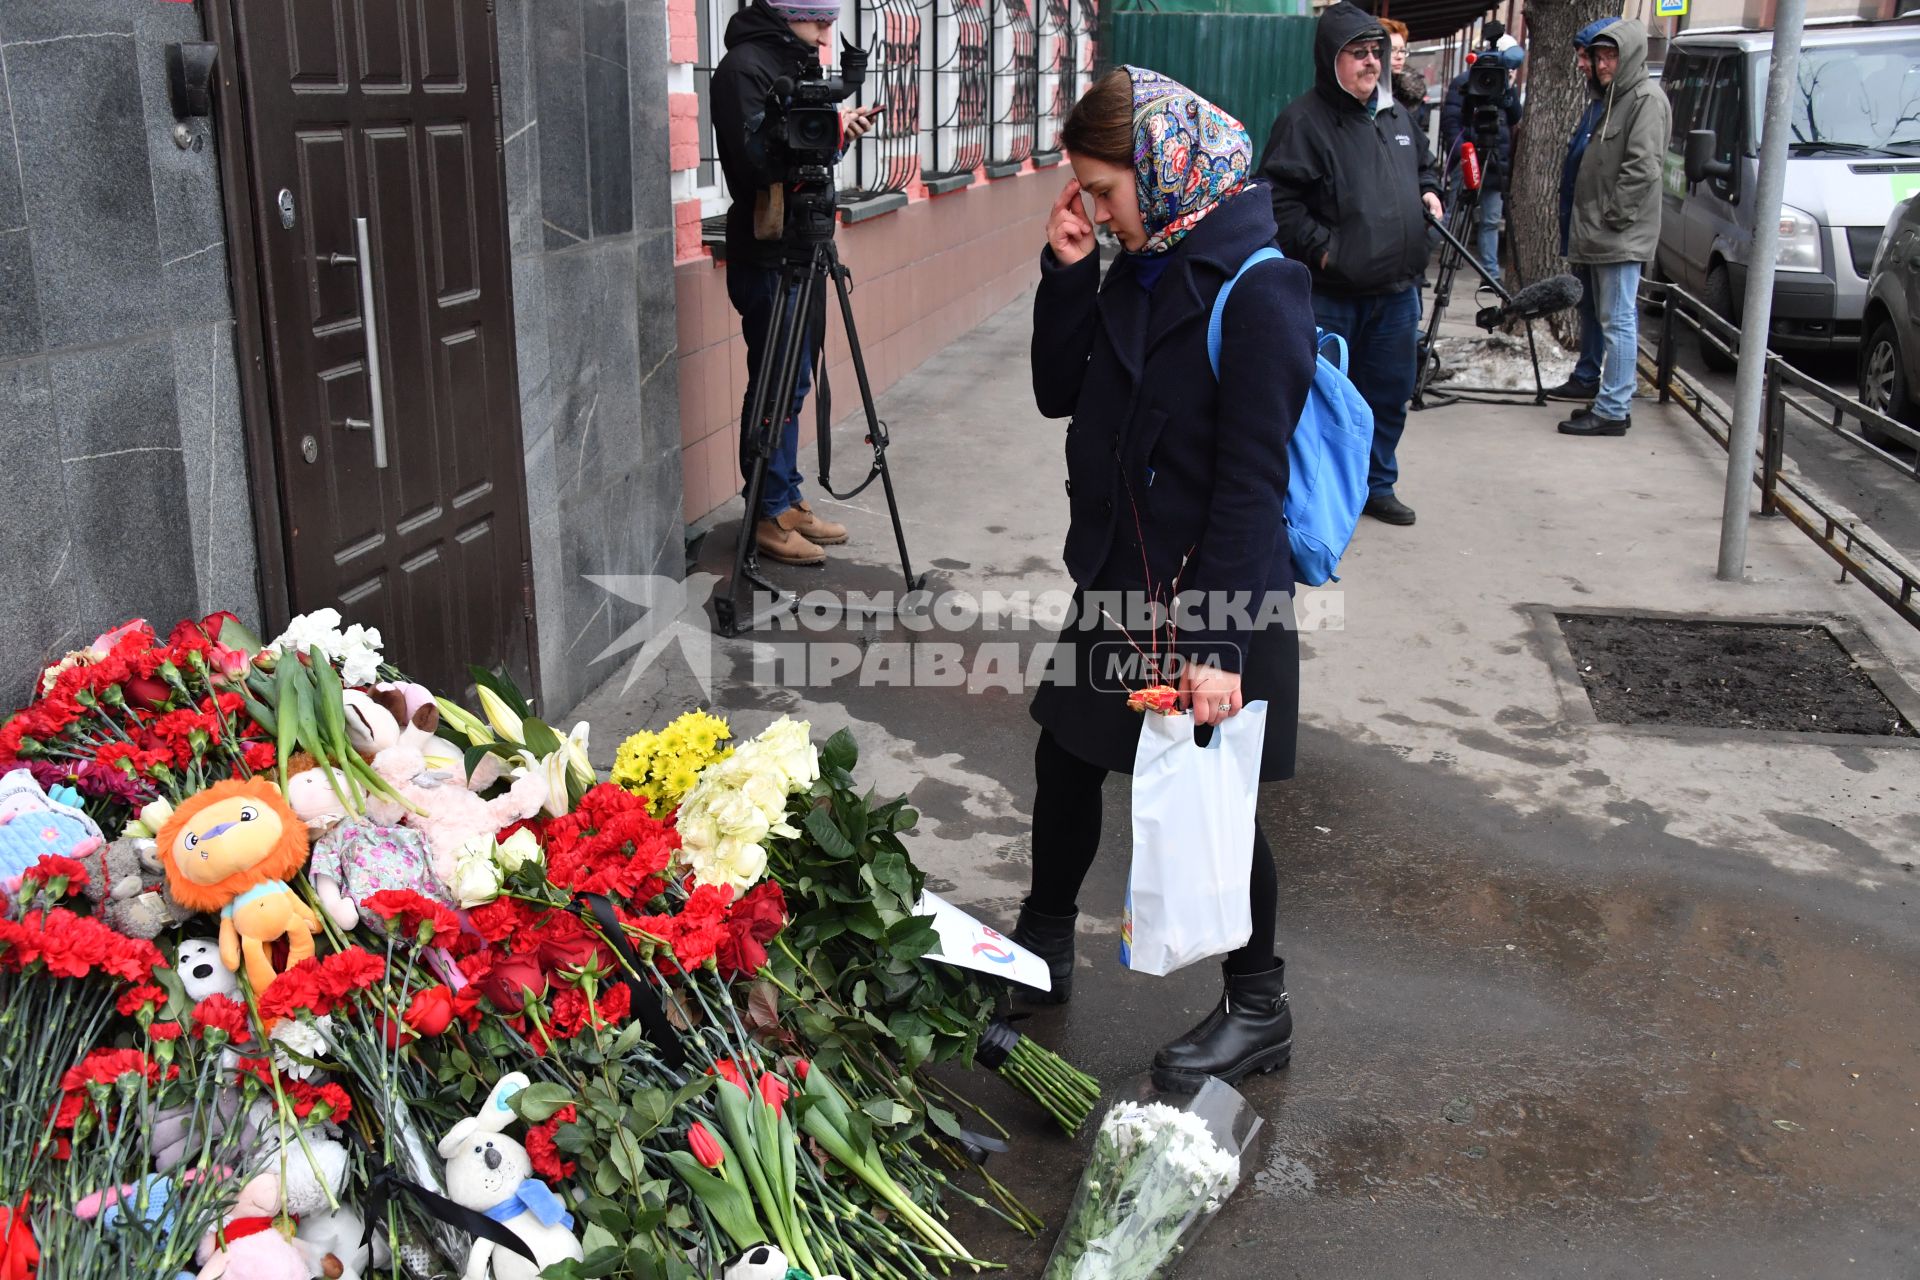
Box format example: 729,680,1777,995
756,718,819,791
676,802,720,856
493,827,544,874
708,790,771,846
693,833,767,893
450,850,504,908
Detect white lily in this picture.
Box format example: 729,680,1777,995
475,686,525,743
520,749,573,819
563,721,595,791
435,696,493,745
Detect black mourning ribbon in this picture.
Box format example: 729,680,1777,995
347,1127,538,1265
574,891,688,1070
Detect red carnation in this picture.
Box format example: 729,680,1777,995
21,856,90,898
363,890,461,949
147,1022,183,1042
467,899,534,945
190,994,252,1043
524,1105,578,1182
116,984,167,1019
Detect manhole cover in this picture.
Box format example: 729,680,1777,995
1555,614,1916,737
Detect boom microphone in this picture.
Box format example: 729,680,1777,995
1476,273,1583,329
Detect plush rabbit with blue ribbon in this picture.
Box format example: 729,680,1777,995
436,1072,583,1280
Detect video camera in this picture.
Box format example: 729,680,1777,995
759,41,870,248
1463,21,1514,138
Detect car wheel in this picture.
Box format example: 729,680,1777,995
1700,262,1738,373
1858,319,1917,450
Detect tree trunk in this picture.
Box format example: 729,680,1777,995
1505,0,1619,348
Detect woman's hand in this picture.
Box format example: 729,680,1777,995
1048,179,1096,266
1180,662,1243,727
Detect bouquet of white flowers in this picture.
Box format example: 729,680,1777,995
1043,1079,1261,1280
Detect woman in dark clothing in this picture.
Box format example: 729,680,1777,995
1015,66,1317,1092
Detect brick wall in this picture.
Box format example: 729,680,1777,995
675,166,1061,525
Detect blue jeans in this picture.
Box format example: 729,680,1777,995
1312,287,1420,497
1448,174,1503,283
727,263,812,518
1589,262,1642,420
1572,264,1605,387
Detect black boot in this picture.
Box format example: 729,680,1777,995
1150,959,1293,1093
1009,901,1077,1005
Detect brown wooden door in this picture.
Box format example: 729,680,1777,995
233,0,534,698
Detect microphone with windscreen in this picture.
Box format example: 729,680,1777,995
1474,273,1584,329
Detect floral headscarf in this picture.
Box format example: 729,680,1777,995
1127,66,1253,255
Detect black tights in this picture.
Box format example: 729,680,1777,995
1027,728,1278,976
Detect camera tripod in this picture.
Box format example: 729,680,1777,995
1412,137,1552,409
712,233,926,637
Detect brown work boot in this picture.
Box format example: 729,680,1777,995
755,511,826,566
785,500,847,545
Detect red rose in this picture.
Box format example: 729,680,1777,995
124,675,171,711
477,954,547,1014
403,985,456,1037
537,931,606,975
733,882,789,943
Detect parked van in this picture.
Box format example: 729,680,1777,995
1657,22,1920,371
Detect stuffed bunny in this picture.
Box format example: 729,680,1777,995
436,1073,583,1280
0,767,106,885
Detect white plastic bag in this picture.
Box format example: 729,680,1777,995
1120,701,1267,977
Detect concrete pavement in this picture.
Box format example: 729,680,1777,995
569,292,1920,1278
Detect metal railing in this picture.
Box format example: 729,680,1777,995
926,0,990,177
1643,279,1920,631
989,0,1038,165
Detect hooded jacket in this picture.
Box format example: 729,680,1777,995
711,1,820,271
1259,2,1441,297
1567,19,1670,265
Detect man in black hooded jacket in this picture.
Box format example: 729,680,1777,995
1261,0,1441,527
710,0,878,566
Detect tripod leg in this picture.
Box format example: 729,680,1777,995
721,265,820,634
828,253,923,594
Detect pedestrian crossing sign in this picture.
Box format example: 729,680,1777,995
1656,0,1688,16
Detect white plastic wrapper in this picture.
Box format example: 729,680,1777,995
1043,1078,1263,1280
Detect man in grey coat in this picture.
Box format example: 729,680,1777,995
1560,18,1668,437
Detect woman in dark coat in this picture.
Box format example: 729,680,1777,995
1014,66,1317,1091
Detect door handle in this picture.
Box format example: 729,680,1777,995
339,216,389,469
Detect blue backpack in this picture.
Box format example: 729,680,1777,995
1206,247,1374,587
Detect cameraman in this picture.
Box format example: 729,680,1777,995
712,0,880,566
1439,22,1523,283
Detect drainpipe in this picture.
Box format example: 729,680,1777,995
1717,0,1806,580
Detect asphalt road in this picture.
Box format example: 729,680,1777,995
1660,326,1920,564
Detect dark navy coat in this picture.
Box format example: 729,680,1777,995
1029,185,1316,676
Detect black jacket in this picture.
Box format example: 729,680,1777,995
1439,71,1523,191
1259,1,1440,297
711,1,817,270
1029,187,1317,673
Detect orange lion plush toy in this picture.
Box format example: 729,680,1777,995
158,778,320,997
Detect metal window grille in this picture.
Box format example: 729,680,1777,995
695,0,741,198
989,0,1037,165
924,0,990,178
841,0,923,197
1034,0,1071,154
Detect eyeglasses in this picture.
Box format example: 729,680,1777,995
1342,42,1384,62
